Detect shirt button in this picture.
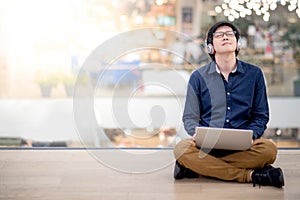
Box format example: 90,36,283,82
227,107,231,110
227,92,230,95
226,119,229,123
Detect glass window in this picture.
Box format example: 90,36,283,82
0,0,299,149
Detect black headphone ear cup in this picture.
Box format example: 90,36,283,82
207,43,214,54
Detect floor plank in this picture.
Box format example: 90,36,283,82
0,149,299,200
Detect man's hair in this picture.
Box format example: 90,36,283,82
206,21,240,61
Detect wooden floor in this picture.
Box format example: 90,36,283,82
0,149,299,200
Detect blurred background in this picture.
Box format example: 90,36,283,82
0,0,300,148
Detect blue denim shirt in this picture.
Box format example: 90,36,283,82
183,60,269,140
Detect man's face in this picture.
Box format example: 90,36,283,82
212,25,237,55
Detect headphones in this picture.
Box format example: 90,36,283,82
207,43,215,54
206,38,241,54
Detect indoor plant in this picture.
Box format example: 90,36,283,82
35,73,59,97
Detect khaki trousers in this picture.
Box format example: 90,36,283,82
173,138,277,182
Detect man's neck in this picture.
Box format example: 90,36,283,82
215,54,237,81
215,54,236,74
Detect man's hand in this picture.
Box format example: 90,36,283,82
192,133,197,141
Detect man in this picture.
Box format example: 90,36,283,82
173,21,284,188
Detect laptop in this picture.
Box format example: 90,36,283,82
194,127,253,150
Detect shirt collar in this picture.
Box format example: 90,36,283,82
215,64,237,74
208,60,245,74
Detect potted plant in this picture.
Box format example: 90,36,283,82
60,73,90,97
61,73,76,97
35,73,59,98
